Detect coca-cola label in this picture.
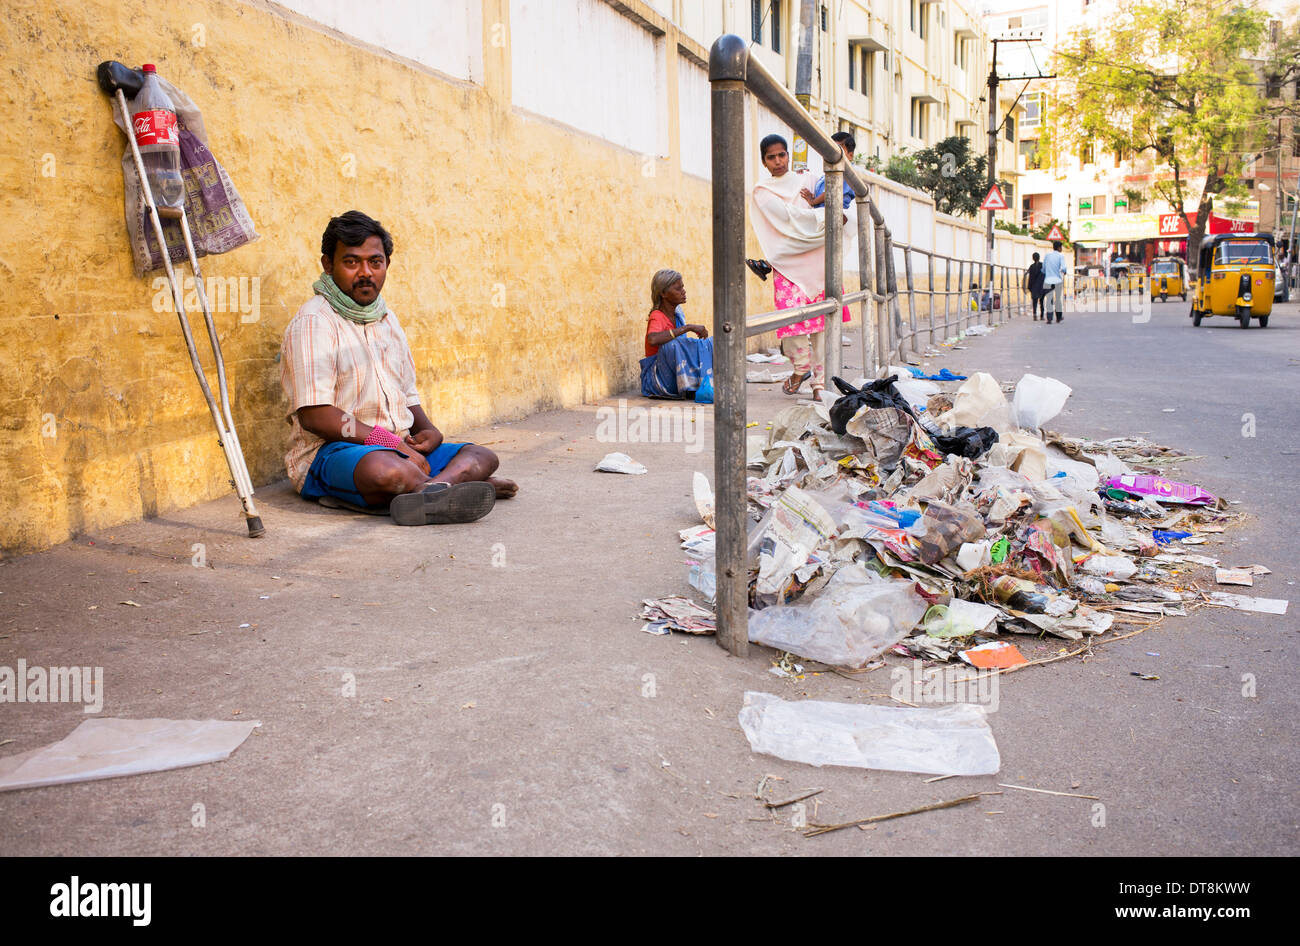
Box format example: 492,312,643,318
133,109,178,147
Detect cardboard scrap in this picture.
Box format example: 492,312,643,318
1204,593,1289,615
960,641,1028,669
1215,568,1254,587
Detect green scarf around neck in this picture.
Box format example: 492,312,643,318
313,272,388,324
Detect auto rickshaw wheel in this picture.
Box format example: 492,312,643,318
1192,309,1203,326
1237,306,1251,328
1259,315,1269,328
1160,292,1167,302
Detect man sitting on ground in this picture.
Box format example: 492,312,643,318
280,210,517,525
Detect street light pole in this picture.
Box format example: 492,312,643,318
986,40,999,296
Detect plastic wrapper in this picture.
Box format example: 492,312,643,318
937,372,1013,433
1105,474,1216,506
828,375,919,435
1082,554,1138,580
111,74,258,276
1012,374,1072,429
910,500,986,565
738,691,1001,775
0,718,258,792
748,565,927,668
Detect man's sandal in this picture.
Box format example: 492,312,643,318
390,481,496,526
782,370,811,395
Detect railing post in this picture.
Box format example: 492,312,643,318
957,259,967,333
856,198,875,377
824,164,844,382
903,248,917,357
927,252,936,346
875,223,889,373
943,256,952,341
709,40,749,658
885,240,904,363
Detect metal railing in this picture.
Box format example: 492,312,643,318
709,34,1035,656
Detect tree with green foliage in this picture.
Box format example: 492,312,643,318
1048,0,1287,272
880,136,1002,218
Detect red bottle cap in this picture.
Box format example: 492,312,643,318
142,64,157,73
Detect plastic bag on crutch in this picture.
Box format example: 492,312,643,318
103,63,258,277
98,61,264,537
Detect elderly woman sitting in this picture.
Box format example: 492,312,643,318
641,269,714,400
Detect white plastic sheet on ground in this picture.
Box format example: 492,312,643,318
0,718,259,792
738,691,1000,775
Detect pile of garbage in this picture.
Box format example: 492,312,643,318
649,366,1271,670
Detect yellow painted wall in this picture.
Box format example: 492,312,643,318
1,0,782,555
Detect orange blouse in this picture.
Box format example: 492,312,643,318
644,309,674,358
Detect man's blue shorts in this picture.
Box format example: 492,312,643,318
301,441,469,508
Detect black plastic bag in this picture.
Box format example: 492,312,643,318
829,375,918,435
932,425,1000,459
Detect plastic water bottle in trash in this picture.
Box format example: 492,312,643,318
131,64,184,210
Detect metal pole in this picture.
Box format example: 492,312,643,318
903,248,917,355
943,256,952,339
857,199,875,376
709,40,749,658
986,40,999,308
885,241,903,362
927,252,936,345
875,223,889,372
824,164,844,383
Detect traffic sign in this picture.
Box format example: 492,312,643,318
1045,223,1064,242
980,185,1008,211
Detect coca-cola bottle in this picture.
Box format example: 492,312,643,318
130,64,184,211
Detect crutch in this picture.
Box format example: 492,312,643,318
97,62,264,538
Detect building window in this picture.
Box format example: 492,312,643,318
821,4,828,31
1080,142,1095,165
1266,74,1281,98
954,35,968,70
849,47,875,96
909,0,926,38
1022,92,1043,128
1005,115,1015,142
1079,197,1092,216
1019,138,1043,169
752,1,783,52
1003,182,1014,209
1293,129,1300,158
1093,195,1107,214
911,100,928,139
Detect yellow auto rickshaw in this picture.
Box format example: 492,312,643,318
1190,233,1276,328
1109,261,1143,295
1149,257,1186,302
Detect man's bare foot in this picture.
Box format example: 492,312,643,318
489,476,518,499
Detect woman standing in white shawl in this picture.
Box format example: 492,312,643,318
750,133,851,400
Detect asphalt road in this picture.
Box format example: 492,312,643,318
0,292,1296,857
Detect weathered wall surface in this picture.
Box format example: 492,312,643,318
0,0,768,555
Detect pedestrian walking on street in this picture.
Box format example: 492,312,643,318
1025,252,1045,320
1042,241,1067,323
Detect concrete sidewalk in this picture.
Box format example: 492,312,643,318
1,304,1296,856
